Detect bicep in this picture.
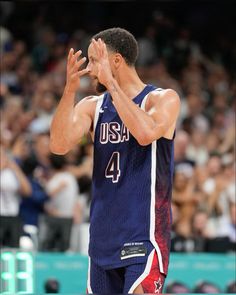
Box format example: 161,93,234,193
71,98,95,144
73,111,92,138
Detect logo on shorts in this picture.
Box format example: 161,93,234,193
154,278,162,293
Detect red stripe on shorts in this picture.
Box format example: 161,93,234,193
141,251,166,293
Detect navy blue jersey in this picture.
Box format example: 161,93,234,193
89,84,174,274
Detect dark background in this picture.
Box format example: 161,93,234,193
2,1,236,53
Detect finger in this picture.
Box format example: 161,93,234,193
67,49,75,69
92,38,101,56
67,48,74,69
71,50,82,67
72,57,87,72
68,48,74,61
98,38,108,58
102,42,108,58
92,38,98,51
78,68,91,77
98,38,103,46
70,68,90,81
74,50,83,61
98,38,105,56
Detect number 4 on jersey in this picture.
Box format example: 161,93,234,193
105,152,121,183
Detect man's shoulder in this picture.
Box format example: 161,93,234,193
83,93,106,103
75,93,106,115
146,87,180,109
150,87,179,99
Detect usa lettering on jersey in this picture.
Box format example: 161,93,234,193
100,122,129,144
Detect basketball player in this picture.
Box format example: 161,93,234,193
50,28,180,294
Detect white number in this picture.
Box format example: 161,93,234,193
105,152,121,183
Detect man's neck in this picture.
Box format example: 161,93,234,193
115,67,146,99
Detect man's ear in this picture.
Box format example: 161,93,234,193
113,53,123,69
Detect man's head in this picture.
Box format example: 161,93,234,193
87,28,138,93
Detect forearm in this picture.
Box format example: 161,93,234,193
50,47,90,154
50,87,77,154
107,79,160,145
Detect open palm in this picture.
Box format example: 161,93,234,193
66,48,90,92
92,38,113,87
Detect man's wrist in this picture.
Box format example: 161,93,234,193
106,78,119,94
64,84,76,95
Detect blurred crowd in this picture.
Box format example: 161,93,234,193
0,5,235,253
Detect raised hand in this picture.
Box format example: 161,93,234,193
66,48,90,93
91,38,113,87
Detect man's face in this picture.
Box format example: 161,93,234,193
87,42,112,93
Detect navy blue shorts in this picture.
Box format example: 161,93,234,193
87,249,166,294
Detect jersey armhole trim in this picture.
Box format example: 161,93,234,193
141,88,161,111
91,94,105,141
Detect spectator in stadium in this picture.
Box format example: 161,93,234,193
201,153,223,217
174,129,195,167
45,153,82,224
193,280,221,293
136,24,158,67
165,281,191,293
28,91,56,134
226,280,236,294
31,132,51,181
20,156,49,227
44,277,60,293
190,210,212,251
172,165,199,237
216,203,236,245
0,145,31,248
0,145,31,217
218,154,235,219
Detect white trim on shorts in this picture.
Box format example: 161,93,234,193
128,249,155,293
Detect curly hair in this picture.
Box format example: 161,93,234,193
92,27,138,66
